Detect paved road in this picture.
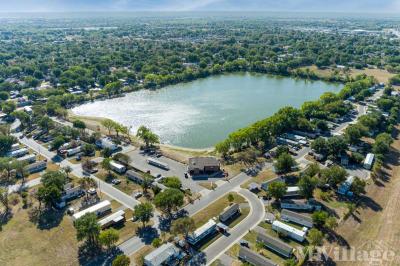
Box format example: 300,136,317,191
184,173,251,216
203,188,265,265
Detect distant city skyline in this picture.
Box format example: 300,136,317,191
1,0,399,13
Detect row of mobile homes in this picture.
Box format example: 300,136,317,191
256,230,294,258
7,148,28,158
72,200,111,221
363,153,374,170
144,242,183,266
24,161,47,175
238,246,278,266
187,219,217,245
219,203,240,223
110,160,126,174
337,176,354,197
98,210,126,229
281,209,313,228
280,199,321,211
10,143,21,151
147,158,170,170
271,220,306,242
17,154,36,164
126,170,144,184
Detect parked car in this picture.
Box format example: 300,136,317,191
87,188,97,195
133,191,143,199
111,179,121,185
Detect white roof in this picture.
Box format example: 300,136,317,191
110,160,125,169
364,153,374,165
286,186,300,193
144,242,179,265
272,220,306,237
72,200,111,221
98,210,125,227
191,219,216,239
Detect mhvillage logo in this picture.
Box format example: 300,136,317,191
295,241,398,264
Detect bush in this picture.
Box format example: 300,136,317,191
152,238,162,248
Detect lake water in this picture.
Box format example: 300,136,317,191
72,73,341,148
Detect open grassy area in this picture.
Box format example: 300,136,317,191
130,245,155,266
96,169,142,196
240,169,277,191
198,181,216,190
191,193,246,228
0,203,79,266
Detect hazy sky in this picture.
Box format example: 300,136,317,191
1,0,399,13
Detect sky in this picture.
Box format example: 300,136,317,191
0,0,399,13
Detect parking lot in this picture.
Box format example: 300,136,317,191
125,148,205,193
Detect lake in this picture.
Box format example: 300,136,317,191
72,73,341,148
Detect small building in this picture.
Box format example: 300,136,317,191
284,186,301,198
272,220,306,242
337,176,354,196
256,230,294,258
219,203,240,223
72,200,111,221
281,209,313,228
363,153,375,170
238,246,278,266
126,170,144,184
98,210,126,229
144,242,183,266
187,219,217,245
61,183,84,201
281,199,321,211
261,176,285,191
24,161,47,174
7,148,29,158
66,146,81,157
188,157,220,175
110,160,126,174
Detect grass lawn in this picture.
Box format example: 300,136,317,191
130,245,155,266
228,207,250,228
96,169,142,195
198,181,216,190
192,193,246,228
240,169,276,189
69,150,101,164
0,203,79,266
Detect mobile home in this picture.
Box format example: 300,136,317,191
98,210,126,229
363,153,374,170
219,203,240,223
17,154,36,164
110,160,126,174
24,161,47,174
256,229,294,258
239,246,278,266
147,158,169,170
126,170,144,184
187,219,216,245
7,148,28,158
281,209,313,228
72,200,111,221
271,220,306,242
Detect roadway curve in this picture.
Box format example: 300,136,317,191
203,188,265,265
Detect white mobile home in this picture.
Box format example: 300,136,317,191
219,203,240,223
72,200,111,221
96,137,118,151
284,186,301,197
281,209,313,228
144,242,182,266
98,210,126,229
66,146,81,157
7,148,28,158
187,219,216,245
272,220,306,242
363,153,374,170
147,158,170,170
17,154,36,164
281,199,321,211
110,160,126,174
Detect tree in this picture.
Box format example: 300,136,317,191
12,110,31,129
171,217,196,239
308,228,324,247
101,147,113,158
136,125,160,148
152,238,162,247
268,181,287,201
326,136,347,159
50,135,65,150
79,176,96,199
344,124,366,145
274,153,296,174
14,160,28,186
154,188,184,216
276,145,289,157
0,187,10,214
74,213,100,248
82,143,96,156
38,115,54,132
325,216,338,231
101,119,116,135
113,153,131,165
163,176,182,189
63,166,73,179
227,193,235,203
133,202,154,227
373,133,393,156
101,158,112,177
36,171,67,207
73,119,86,130
321,165,348,187
298,175,318,199
141,175,153,194
350,177,366,196
112,255,130,266
99,228,119,251
1,101,16,115
311,137,328,155
0,135,16,156
312,211,329,227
